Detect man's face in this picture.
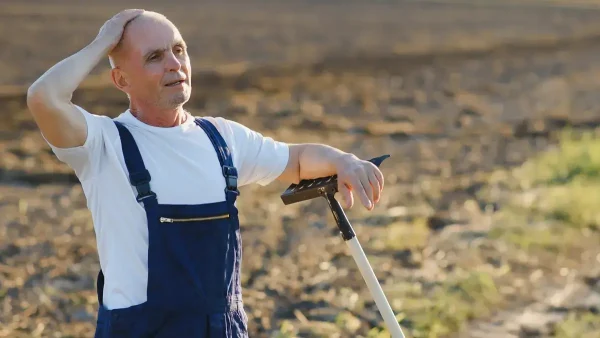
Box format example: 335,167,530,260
113,14,192,110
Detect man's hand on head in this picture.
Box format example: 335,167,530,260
96,9,145,54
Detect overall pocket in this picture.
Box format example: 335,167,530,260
150,208,233,311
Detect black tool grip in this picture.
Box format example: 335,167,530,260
324,193,355,240
280,154,390,205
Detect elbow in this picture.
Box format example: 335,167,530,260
27,83,46,108
289,144,304,182
276,145,303,184
27,82,57,113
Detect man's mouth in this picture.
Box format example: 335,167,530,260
165,80,185,87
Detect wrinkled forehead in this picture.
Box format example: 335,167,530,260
122,13,184,59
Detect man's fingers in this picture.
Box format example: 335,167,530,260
352,175,372,210
368,169,381,203
118,9,145,19
112,9,144,25
373,165,384,191
337,181,353,209
122,10,144,25
356,169,374,210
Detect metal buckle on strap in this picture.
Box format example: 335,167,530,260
222,166,239,193
136,190,157,203
130,170,156,202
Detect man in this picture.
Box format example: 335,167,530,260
26,9,384,337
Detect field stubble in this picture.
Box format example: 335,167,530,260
1,1,600,337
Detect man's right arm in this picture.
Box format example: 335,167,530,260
26,9,143,149
27,40,112,148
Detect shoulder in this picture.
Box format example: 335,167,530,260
49,105,116,151
195,116,257,145
76,106,121,144
77,105,115,126
200,116,243,135
45,106,122,182
201,116,282,141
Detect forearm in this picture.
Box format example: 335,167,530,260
28,38,111,103
26,38,112,148
289,143,355,182
278,143,384,210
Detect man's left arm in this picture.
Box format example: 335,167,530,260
277,144,384,211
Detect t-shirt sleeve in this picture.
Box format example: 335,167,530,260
43,105,108,182
211,117,289,187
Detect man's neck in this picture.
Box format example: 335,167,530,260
129,105,189,128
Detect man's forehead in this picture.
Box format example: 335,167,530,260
123,13,184,53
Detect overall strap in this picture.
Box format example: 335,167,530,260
97,121,160,307
194,120,242,324
195,118,239,200
195,118,241,318
113,121,158,204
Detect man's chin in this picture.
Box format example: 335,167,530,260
166,92,191,108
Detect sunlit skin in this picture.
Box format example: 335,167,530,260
26,9,384,210
108,12,191,128
105,11,383,209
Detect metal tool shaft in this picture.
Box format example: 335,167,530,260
323,193,406,338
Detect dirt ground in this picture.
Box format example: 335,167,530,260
2,1,600,337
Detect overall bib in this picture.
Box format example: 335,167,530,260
94,118,248,338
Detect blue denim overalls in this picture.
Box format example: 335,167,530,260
94,118,248,337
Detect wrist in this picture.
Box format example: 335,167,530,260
333,152,356,171
89,35,116,56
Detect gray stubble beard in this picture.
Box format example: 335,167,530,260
163,86,191,109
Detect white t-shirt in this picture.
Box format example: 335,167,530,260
46,106,289,310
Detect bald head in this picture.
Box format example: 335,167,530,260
108,11,176,69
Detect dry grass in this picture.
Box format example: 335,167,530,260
352,130,600,338
554,312,600,338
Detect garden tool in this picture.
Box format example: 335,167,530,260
281,154,406,338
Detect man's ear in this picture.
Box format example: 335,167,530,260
110,67,130,92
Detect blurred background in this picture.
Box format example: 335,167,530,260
2,0,600,337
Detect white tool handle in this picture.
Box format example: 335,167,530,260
346,237,406,338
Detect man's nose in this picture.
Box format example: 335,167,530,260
165,51,182,71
